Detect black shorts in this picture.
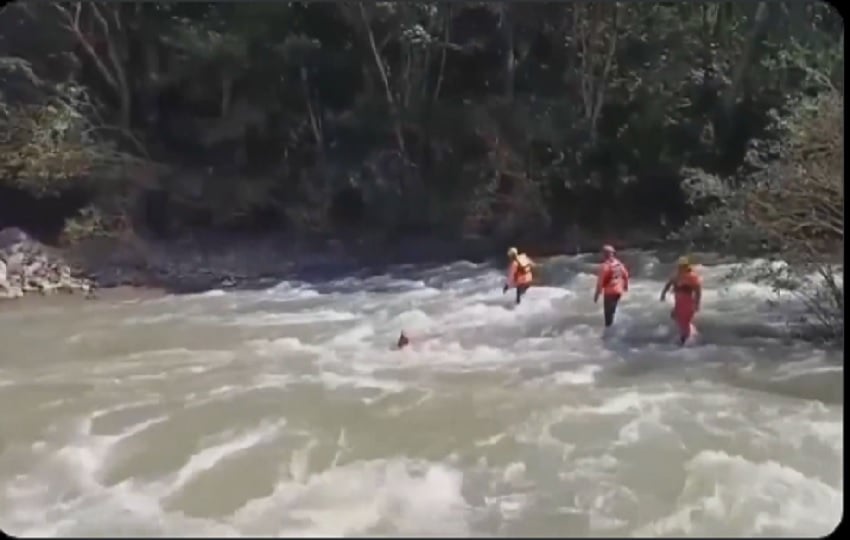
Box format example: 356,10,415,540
603,294,621,326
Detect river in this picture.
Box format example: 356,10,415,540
0,251,842,537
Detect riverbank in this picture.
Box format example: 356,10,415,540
1,221,764,302
3,227,841,349
56,227,673,296
0,221,799,305
0,285,163,313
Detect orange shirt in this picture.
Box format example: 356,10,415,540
596,257,629,296
507,254,534,286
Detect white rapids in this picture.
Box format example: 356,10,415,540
0,251,842,537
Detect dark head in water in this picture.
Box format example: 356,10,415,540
396,331,410,349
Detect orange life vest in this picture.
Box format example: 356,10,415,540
509,254,533,286
598,258,628,296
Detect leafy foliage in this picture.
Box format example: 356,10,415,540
0,58,146,197
0,0,842,244
696,87,843,344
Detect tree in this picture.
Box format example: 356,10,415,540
0,0,842,264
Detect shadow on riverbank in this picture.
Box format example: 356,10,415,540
64,228,675,297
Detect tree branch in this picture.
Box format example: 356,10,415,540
359,3,406,155
53,3,119,91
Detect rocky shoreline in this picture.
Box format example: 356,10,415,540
0,228,93,300
0,226,670,301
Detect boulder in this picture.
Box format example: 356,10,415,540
0,258,10,297
0,227,29,251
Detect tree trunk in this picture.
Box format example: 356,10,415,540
502,4,515,101
301,66,324,152
141,39,161,128
117,83,131,129
53,2,134,129
401,45,413,109
420,5,452,179
221,74,234,119
589,5,618,145
574,4,619,145
359,4,406,156
93,2,132,129
723,1,770,116
432,5,451,102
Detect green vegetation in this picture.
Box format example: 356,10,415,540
0,2,840,236
0,1,843,338
717,88,843,345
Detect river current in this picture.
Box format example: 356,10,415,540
0,251,842,536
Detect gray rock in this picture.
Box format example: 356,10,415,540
3,252,25,275
25,260,45,277
24,276,50,294
0,227,93,300
0,227,30,250
0,284,23,300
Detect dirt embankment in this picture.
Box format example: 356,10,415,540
1,225,669,301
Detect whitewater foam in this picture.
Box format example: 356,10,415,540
0,252,842,536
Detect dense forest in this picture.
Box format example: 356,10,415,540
0,1,842,251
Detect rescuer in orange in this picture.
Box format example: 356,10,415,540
503,247,535,305
593,244,630,327
660,256,703,345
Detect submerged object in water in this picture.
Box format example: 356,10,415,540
396,330,410,349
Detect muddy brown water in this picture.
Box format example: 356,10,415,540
0,252,842,536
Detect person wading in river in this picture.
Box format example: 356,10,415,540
660,256,703,345
503,247,535,305
594,244,630,329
